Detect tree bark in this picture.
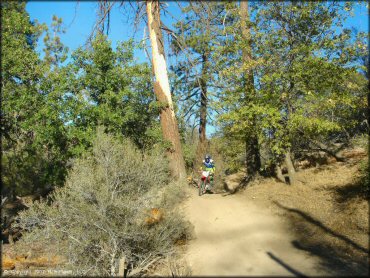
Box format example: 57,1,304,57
284,149,296,185
275,164,285,183
194,53,209,171
146,0,186,180
193,6,211,172
245,132,261,176
240,0,261,178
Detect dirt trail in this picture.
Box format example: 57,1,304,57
183,188,328,276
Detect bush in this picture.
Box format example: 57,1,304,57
182,142,197,171
15,128,192,276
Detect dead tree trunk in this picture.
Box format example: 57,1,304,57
240,0,261,178
146,0,186,180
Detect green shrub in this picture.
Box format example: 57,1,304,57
182,142,197,171
15,128,192,276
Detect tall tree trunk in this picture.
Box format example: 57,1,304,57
245,132,260,176
193,6,211,172
146,0,186,180
194,53,209,170
240,0,261,177
284,149,296,185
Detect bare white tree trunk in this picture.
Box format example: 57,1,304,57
146,0,186,180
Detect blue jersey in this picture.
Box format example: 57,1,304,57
204,161,214,168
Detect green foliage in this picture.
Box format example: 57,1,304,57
1,2,68,196
210,134,245,174
180,128,198,171
1,5,164,199
217,1,368,167
43,15,68,66
170,2,228,133
15,129,191,276
65,34,162,155
1,1,44,142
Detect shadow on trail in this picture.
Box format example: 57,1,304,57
329,179,369,203
273,201,368,254
266,251,308,277
291,240,368,276
273,201,369,276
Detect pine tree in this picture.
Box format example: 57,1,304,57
171,2,229,170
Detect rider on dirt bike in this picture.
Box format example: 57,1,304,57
200,154,215,192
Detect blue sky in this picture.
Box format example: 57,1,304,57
25,1,369,53
26,1,187,64
26,1,369,136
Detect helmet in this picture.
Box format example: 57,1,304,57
205,154,211,163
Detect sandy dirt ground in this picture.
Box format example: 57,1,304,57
183,187,329,276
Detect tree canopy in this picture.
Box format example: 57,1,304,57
1,0,367,193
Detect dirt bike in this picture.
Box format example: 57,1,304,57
199,170,213,196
